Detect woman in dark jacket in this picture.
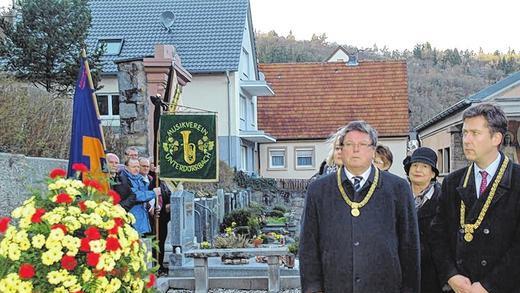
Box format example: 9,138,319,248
405,147,442,293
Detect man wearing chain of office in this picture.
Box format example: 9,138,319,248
299,120,420,293
430,103,520,293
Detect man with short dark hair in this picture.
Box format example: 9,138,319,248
430,103,520,293
299,120,420,293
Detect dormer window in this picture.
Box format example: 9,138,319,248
97,39,124,55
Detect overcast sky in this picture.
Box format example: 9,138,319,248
250,0,520,53
2,0,518,53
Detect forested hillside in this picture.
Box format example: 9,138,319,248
255,31,520,128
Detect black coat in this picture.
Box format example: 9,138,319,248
430,154,520,292
110,171,137,212
299,167,420,293
416,182,442,293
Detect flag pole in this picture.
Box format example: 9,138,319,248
150,64,174,267
81,48,107,150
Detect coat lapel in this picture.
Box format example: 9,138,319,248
488,154,512,209
456,166,477,216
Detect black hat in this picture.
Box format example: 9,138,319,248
404,147,439,177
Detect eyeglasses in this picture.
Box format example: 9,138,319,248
342,142,374,150
140,165,150,168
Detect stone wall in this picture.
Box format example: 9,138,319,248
0,153,67,217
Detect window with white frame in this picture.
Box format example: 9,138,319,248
241,146,248,171
97,39,124,55
249,99,255,128
241,48,249,78
96,93,120,125
295,148,314,169
443,147,450,173
268,148,286,169
437,149,444,174
239,95,247,130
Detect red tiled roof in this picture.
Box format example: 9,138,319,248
258,61,410,140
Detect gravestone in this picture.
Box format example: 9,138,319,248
169,190,195,268
216,189,225,222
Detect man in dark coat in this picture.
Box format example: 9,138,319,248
430,103,520,293
299,120,420,293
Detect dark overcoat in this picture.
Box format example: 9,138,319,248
417,182,443,293
299,166,420,293
430,154,520,292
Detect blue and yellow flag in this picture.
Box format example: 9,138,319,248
67,58,107,181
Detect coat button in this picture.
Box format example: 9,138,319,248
353,241,360,247
456,259,463,265
355,277,361,283
483,228,490,234
481,260,487,266
459,228,465,234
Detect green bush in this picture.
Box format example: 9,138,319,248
221,208,253,232
267,209,285,218
266,216,287,225
273,205,288,213
288,242,299,255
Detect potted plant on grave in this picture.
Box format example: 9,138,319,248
285,242,299,269
213,222,251,264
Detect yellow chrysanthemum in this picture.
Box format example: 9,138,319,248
81,268,92,282
31,234,46,249
7,244,20,261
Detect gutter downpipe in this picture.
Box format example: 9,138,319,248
226,70,232,166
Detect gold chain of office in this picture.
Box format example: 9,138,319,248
460,156,509,242
336,167,379,217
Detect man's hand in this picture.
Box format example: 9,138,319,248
448,275,472,293
469,282,488,293
153,187,161,195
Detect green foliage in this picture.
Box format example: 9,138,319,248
267,209,285,218
213,233,250,249
220,208,254,232
272,205,288,213
0,0,104,95
266,216,287,225
288,242,299,255
234,171,279,193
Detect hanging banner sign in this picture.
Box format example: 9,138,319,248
159,113,218,182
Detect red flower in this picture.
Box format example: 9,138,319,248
56,193,73,204
31,208,46,223
80,238,91,252
78,201,87,212
51,223,68,234
146,273,156,288
0,217,10,233
18,263,35,279
84,226,101,240
72,163,89,172
108,218,124,234
49,168,67,179
86,252,100,267
108,189,121,205
105,236,121,252
93,269,106,277
61,255,78,271
83,179,103,192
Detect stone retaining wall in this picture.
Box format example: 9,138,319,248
0,153,67,217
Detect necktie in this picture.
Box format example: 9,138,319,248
352,176,363,192
479,170,488,198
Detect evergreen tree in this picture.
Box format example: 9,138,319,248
0,0,103,96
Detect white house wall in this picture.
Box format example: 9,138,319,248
259,137,407,179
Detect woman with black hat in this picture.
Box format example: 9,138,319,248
404,147,443,293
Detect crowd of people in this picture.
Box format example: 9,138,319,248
300,103,520,293
106,147,171,276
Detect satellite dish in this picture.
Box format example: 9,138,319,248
160,11,175,32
